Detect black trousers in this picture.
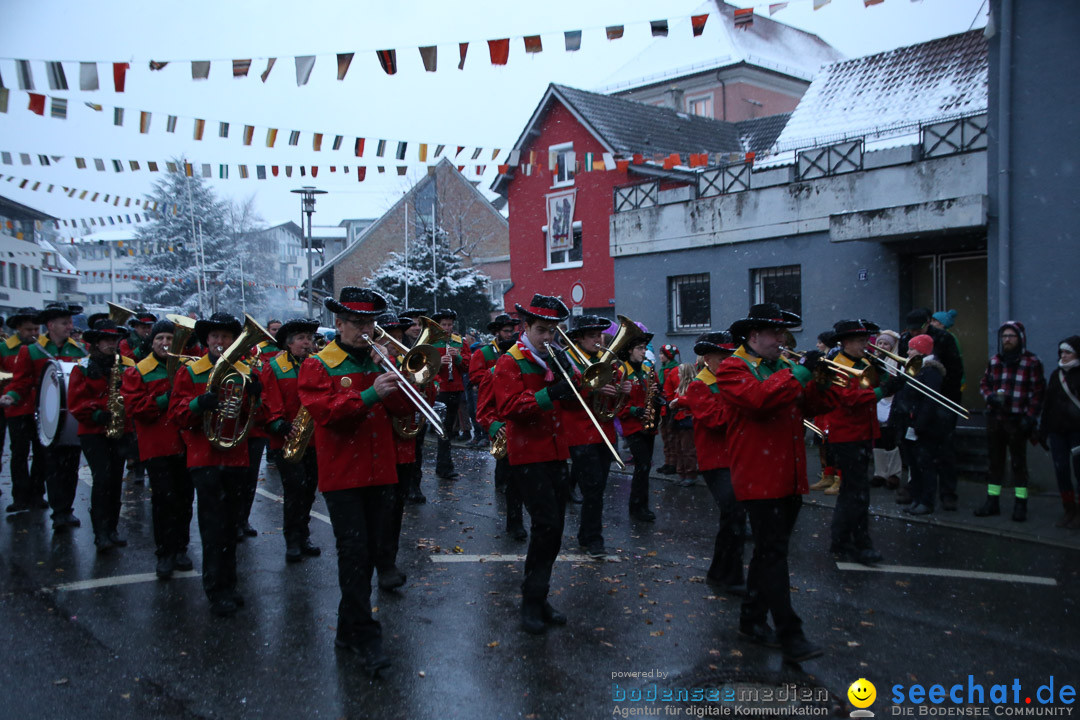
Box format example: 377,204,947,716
910,437,947,509
625,432,655,512
936,414,958,502
272,448,318,545
703,468,746,586
435,391,461,475
570,443,611,547
987,414,1031,488
147,454,193,556
7,415,44,505
516,460,569,602
238,437,267,527
496,456,525,529
323,485,389,650
190,466,247,602
376,466,410,572
741,496,804,642
830,441,874,551
79,434,126,537
44,443,82,519
410,423,428,495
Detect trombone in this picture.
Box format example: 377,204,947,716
543,340,626,470
867,341,969,419
782,347,873,388
804,420,825,439
361,333,446,439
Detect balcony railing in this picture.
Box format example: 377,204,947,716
921,113,988,158
613,181,659,213
796,139,863,180
698,162,751,198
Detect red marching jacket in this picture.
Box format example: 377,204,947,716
432,334,467,393
168,354,252,469
297,340,413,492
262,352,303,452
5,336,88,418
663,365,691,422
475,361,503,438
617,361,659,437
817,353,880,443
563,346,617,448
0,335,32,417
493,342,574,466
683,367,731,471
121,354,184,460
713,348,836,501
68,355,137,436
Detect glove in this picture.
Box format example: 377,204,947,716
551,348,575,376
799,350,834,388
987,393,1005,410
630,406,645,419
547,379,574,402
91,409,112,426
197,392,219,412
247,374,263,400
799,350,825,373
268,418,291,436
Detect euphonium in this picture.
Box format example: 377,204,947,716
204,314,276,451
104,350,127,440
590,315,645,422
282,406,315,463
386,316,446,440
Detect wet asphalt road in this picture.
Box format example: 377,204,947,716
1,442,1078,720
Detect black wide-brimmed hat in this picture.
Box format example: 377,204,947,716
729,303,801,341
38,302,83,324
274,317,321,349
6,307,39,328
194,312,243,346
567,314,611,338
84,319,130,344
487,313,520,334
399,307,427,320
430,308,457,322
86,312,109,330
324,287,387,317
375,313,413,333
831,318,881,342
129,311,158,326
514,294,569,323
694,331,736,356
149,318,175,340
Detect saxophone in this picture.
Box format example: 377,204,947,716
640,367,662,433
282,406,314,463
104,351,126,440
489,426,507,459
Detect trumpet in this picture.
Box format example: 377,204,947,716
782,347,874,389
866,341,969,419
543,341,626,470
361,333,446,439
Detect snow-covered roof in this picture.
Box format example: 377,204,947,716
596,0,843,93
310,226,348,239
771,30,988,154
70,229,137,244
38,237,78,273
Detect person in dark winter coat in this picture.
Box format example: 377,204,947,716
976,321,1045,522
900,335,952,515
1039,335,1080,528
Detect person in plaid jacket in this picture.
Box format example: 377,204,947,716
976,321,1045,521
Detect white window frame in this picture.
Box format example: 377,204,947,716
686,94,714,119
541,221,583,270
549,142,575,189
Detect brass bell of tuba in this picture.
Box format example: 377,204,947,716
385,316,447,440
204,314,276,451
589,315,645,422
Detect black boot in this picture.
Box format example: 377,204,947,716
542,601,567,626
156,553,175,579
1011,497,1028,522
285,540,303,563
521,601,545,635
974,495,1000,517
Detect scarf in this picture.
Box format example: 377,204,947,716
1060,358,1080,371
517,334,553,382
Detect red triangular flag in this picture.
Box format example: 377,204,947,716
357,167,366,182
271,166,279,176
113,62,130,92
487,39,510,65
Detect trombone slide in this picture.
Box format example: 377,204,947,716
544,342,626,470
362,334,446,438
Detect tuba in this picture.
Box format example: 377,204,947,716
588,315,645,422
386,317,446,440
103,302,136,440
165,314,199,387
203,314,275,451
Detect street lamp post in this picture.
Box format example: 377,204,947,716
291,186,327,318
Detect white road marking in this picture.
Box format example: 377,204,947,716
52,570,200,592
431,553,618,563
835,562,1057,586
255,487,332,525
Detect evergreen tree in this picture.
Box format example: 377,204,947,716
132,164,271,317
366,231,494,334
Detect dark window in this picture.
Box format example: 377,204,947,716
546,224,583,267
752,265,802,319
668,273,711,333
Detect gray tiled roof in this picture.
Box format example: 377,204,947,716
735,113,791,155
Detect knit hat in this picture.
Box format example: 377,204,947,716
905,308,931,330
149,318,176,341
1060,336,1080,356
932,309,957,329
659,344,680,360
908,334,934,356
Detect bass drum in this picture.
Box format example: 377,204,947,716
36,359,79,447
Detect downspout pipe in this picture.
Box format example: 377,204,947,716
997,0,1012,324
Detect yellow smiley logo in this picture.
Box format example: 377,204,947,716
847,678,876,709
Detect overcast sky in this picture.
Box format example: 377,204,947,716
1,0,987,232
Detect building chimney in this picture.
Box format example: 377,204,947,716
669,86,685,111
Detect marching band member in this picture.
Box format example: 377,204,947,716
168,313,256,617
431,308,467,479
3,302,87,531
398,308,428,504
1,307,48,513
617,330,661,523
475,319,526,540
297,288,411,676
565,314,624,558
68,319,137,552
656,344,681,475
262,318,322,564
373,313,425,590
119,310,158,361
821,319,893,565
474,314,520,491
256,319,283,360
494,293,578,634
121,318,194,578
682,331,745,594
714,303,836,664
